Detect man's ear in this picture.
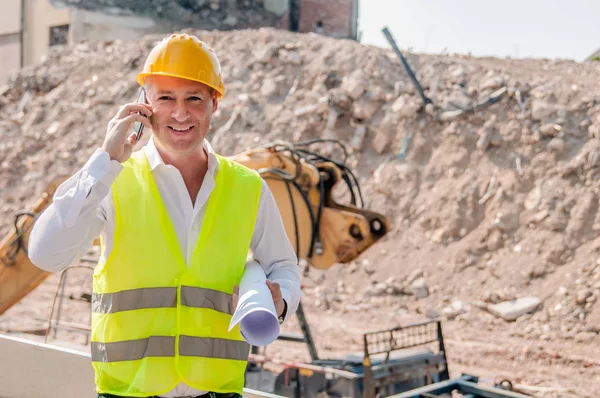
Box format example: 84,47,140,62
212,94,219,113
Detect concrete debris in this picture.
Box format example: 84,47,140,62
557,286,568,296
486,229,504,251
350,123,368,151
390,95,407,112
444,89,472,111
341,73,367,100
575,331,596,343
361,259,375,275
260,78,279,97
548,137,566,153
576,289,593,305
397,99,422,119
490,209,520,233
364,282,391,297
411,278,429,298
438,109,464,122
539,123,562,137
425,308,440,319
476,127,494,151
479,76,504,92
488,297,542,321
372,128,391,154
352,96,381,120
441,299,467,319
531,100,565,122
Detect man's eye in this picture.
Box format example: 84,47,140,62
158,96,173,101
188,96,203,101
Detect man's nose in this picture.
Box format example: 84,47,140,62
171,99,190,121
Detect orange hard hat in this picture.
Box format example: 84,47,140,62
136,33,225,99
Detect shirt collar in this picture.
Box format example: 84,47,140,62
143,135,219,175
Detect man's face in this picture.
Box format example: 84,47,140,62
144,75,218,157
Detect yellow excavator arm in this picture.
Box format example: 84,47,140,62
235,140,389,269
0,139,390,315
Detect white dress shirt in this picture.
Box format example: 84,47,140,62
28,136,301,398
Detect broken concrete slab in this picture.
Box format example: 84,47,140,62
488,297,542,321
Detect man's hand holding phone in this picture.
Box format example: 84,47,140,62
102,99,152,163
133,89,148,143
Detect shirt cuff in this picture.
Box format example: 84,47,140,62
85,148,124,188
280,290,292,323
280,299,288,320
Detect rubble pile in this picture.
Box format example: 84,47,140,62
1,28,600,394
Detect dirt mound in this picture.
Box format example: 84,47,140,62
1,28,600,396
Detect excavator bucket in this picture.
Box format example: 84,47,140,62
0,178,65,316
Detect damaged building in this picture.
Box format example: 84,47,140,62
0,0,359,83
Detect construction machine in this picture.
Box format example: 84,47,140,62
0,139,530,398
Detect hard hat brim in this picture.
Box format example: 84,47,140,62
136,72,225,100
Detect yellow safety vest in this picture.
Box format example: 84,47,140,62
91,151,261,397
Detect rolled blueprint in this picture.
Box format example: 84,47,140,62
228,261,280,346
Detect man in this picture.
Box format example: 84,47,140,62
29,33,301,398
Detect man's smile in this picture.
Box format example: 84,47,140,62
168,125,194,134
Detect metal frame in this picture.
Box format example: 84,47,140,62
388,375,531,398
362,320,449,398
49,261,94,344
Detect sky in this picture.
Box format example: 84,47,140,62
358,0,600,62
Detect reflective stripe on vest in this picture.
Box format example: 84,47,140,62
91,151,261,396
92,286,233,315
91,336,250,362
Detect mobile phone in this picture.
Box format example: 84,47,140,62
133,88,147,142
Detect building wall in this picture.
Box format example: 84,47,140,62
22,0,70,66
0,34,22,84
299,0,355,38
0,0,22,35
69,8,166,42
0,0,23,84
263,0,288,16
0,0,70,83
274,0,358,40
